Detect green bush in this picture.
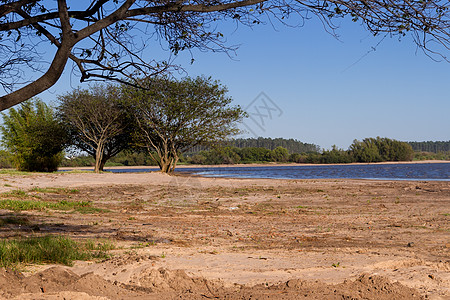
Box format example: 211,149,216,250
349,137,414,162
1,99,68,172
272,146,289,162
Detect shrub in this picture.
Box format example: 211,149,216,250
0,99,68,172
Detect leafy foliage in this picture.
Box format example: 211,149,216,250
124,76,246,172
0,99,68,172
0,150,13,168
350,137,414,162
58,84,135,172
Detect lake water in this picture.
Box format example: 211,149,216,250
104,162,450,181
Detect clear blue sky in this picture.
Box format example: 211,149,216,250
40,15,450,150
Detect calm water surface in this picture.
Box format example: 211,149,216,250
104,163,450,181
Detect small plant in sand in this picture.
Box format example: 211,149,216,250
331,262,341,268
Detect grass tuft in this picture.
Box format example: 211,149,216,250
74,206,109,214
0,170,34,175
0,199,97,212
1,189,28,198
30,187,79,194
0,236,114,267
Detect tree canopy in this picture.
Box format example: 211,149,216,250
124,76,245,172
0,98,68,171
1,0,449,110
58,84,134,172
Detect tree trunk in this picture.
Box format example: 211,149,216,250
159,152,175,173
160,162,170,173
94,143,104,173
169,155,179,173
159,155,172,173
99,157,108,172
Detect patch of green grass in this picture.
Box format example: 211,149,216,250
0,236,114,267
74,206,109,214
443,213,449,216
30,187,79,194
84,239,116,252
0,199,49,211
0,170,34,175
0,199,94,212
1,189,28,198
130,241,155,249
63,170,94,174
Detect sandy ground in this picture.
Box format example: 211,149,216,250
0,170,448,299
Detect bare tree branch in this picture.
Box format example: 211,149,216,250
1,0,449,110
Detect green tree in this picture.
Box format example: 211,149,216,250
271,146,289,162
58,84,135,173
321,145,354,164
350,139,382,163
124,76,245,173
0,99,68,172
350,137,414,162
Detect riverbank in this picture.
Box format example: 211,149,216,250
0,172,448,299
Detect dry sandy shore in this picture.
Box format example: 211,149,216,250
0,171,448,299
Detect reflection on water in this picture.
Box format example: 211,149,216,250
104,163,450,181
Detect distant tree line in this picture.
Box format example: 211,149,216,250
407,141,450,153
185,137,415,165
187,137,319,155
413,151,450,161
227,138,319,153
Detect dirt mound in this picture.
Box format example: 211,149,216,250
11,291,109,300
0,267,423,299
130,267,229,297
124,267,424,299
278,274,423,299
0,267,146,299
0,269,26,298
